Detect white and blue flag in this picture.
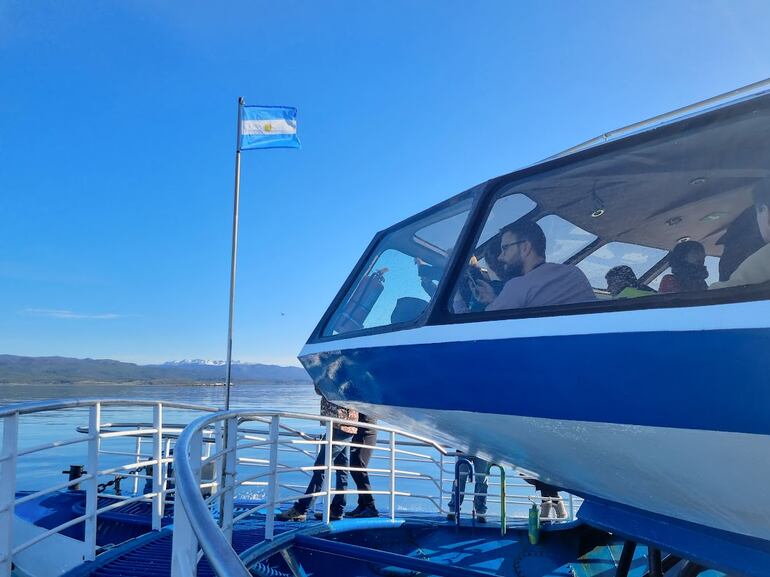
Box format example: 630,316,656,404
240,105,300,150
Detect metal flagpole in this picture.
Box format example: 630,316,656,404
224,97,244,411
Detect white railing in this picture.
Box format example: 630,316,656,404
0,399,217,577
171,410,582,577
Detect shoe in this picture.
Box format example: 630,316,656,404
476,514,487,523
313,511,343,521
446,512,456,521
346,505,379,518
276,507,306,521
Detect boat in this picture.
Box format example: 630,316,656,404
6,81,770,577
298,79,770,575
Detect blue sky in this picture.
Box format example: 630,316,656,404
1,1,769,366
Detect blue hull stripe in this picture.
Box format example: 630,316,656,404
301,328,770,435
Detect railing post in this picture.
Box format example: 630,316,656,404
84,403,101,561
322,420,333,523
133,435,142,495
171,428,202,577
389,432,396,521
264,416,280,540
568,493,575,521
213,420,223,495
152,403,164,530
438,452,445,514
221,416,237,542
0,412,19,577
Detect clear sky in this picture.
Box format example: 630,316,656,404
2,1,769,366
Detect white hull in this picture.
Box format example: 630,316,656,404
348,402,770,543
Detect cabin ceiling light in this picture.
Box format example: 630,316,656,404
591,209,605,218
666,216,683,226
689,177,707,186
677,236,691,243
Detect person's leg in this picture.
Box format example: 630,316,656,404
539,485,559,519
292,439,328,514
350,427,377,509
329,430,352,515
448,460,471,513
472,457,489,516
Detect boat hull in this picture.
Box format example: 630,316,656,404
299,301,770,545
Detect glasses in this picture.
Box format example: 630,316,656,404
500,239,526,252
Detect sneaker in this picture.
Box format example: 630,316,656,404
476,514,487,523
276,507,306,522
313,511,343,521
346,505,379,518
446,512,456,521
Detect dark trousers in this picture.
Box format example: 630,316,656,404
294,428,352,515
350,426,377,508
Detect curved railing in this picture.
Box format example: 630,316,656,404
171,410,583,577
0,398,218,577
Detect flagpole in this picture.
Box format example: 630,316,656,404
224,97,244,411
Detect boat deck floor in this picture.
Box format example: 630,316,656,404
57,513,671,577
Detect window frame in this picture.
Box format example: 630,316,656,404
306,185,485,343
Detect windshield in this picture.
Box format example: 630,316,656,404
323,197,473,336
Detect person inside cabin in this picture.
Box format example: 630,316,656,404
470,220,595,311
605,265,655,298
715,205,765,282
277,393,358,522
658,240,709,293
711,178,770,289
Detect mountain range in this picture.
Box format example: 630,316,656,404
0,355,311,385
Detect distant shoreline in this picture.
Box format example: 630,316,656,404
0,379,312,386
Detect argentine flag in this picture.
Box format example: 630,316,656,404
240,105,300,150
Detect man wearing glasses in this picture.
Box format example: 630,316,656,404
471,221,594,311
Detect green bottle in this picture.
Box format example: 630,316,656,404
528,503,540,545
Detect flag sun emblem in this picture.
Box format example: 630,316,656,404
263,122,273,133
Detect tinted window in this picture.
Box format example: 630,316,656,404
449,99,770,317
324,199,472,336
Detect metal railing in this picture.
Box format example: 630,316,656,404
0,399,217,577
171,410,582,577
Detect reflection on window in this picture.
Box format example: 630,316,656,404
537,214,597,263
324,200,471,336
577,242,667,289
476,193,536,246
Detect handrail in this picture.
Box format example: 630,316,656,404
0,398,218,577
0,398,217,418
171,410,456,577
540,76,770,163
488,464,506,536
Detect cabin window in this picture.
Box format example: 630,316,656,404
449,100,770,317
576,241,667,290
323,198,472,336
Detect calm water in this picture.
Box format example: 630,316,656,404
0,382,459,515
2,381,318,495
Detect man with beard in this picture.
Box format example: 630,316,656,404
471,220,595,311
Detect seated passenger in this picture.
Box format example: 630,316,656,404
659,240,708,293
716,206,765,282
391,296,429,324
605,265,655,298
711,178,770,289
471,221,595,311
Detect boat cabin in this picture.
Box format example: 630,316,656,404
312,91,770,340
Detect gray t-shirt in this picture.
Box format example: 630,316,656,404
487,262,595,311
